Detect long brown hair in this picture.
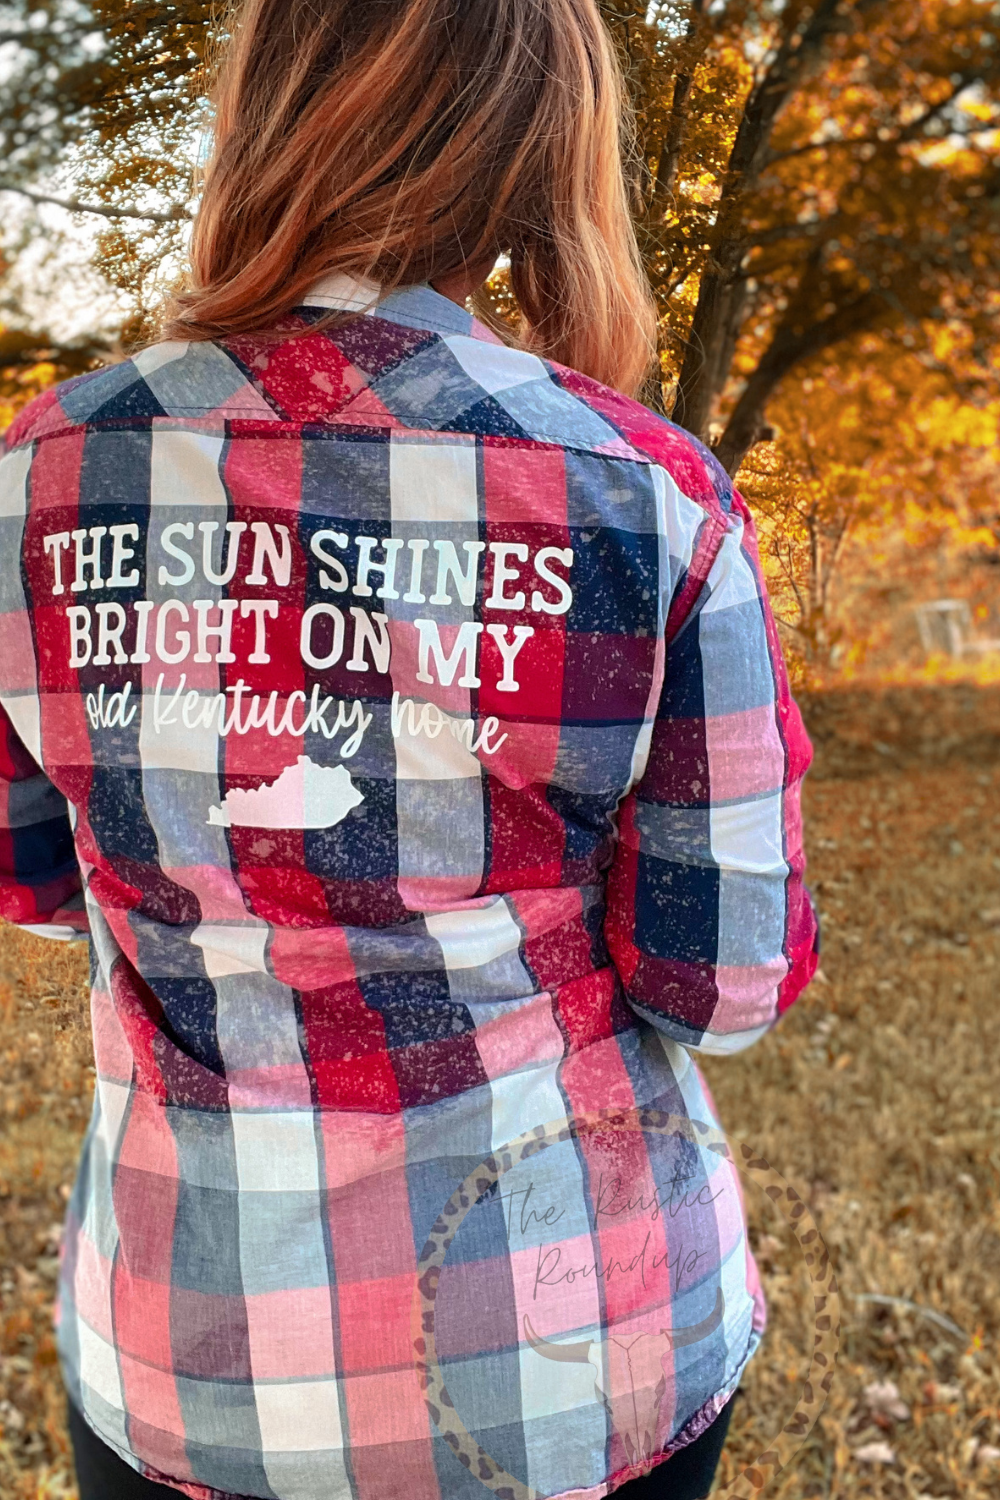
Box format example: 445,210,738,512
164,0,657,396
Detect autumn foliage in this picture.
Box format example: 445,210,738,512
0,0,998,675
1,8,999,1498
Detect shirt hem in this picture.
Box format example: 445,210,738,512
599,1326,758,1499
66,1327,760,1500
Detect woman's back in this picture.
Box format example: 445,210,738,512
0,276,816,1498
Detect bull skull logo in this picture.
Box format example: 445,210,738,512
523,1287,725,1468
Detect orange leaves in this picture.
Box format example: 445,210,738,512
608,0,1000,473
732,325,1000,680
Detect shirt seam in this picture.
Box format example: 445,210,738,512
6,415,662,470
664,510,730,644
308,308,473,339
294,300,482,340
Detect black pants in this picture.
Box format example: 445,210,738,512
70,1389,737,1499
615,1389,738,1497
69,1402,189,1500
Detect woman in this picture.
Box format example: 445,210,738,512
0,1,818,1496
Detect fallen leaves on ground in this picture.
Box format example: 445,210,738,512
1,687,999,1499
708,705,1000,1499
0,931,90,1499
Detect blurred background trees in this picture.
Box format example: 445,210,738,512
0,0,998,677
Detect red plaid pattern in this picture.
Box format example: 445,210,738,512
0,277,817,1499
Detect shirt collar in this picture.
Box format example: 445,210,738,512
299,272,381,312
299,272,479,338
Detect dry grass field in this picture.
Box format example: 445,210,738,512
1,687,998,1500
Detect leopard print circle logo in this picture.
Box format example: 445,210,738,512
413,1107,839,1499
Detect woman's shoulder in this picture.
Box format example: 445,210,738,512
539,356,737,527
3,368,105,452
407,307,735,527
3,319,735,538
2,339,278,454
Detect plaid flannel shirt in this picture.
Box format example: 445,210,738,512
0,278,818,1500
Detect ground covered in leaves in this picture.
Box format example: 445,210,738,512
1,688,998,1499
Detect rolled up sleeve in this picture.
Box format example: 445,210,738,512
605,491,818,1053
0,700,87,939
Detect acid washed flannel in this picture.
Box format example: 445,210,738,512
0,277,818,1500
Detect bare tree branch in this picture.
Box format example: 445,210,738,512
747,214,845,247
764,76,983,167
647,0,708,209
0,181,190,224
715,284,888,474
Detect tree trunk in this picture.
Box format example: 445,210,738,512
670,0,867,444
714,288,887,475
671,242,746,436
